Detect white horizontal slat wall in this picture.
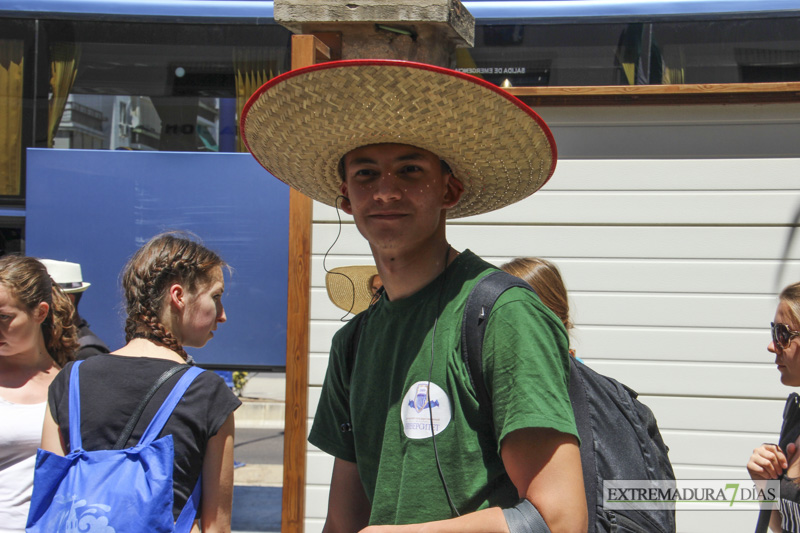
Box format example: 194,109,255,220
304,103,800,533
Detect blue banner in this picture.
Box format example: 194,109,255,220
26,149,289,369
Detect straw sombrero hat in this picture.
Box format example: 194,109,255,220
326,265,380,314
242,59,556,219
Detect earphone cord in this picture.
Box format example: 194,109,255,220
323,196,358,320
428,244,460,517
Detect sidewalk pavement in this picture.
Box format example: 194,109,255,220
236,372,286,429
232,372,286,533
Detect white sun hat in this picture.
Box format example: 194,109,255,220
39,259,91,293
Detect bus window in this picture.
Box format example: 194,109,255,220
462,16,800,87
42,20,290,153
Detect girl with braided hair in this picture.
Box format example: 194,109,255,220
40,232,240,532
0,255,78,532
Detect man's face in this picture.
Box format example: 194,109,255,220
339,144,463,254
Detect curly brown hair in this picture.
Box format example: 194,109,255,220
122,232,226,360
0,255,79,366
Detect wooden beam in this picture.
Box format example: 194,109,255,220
281,34,330,533
506,81,800,106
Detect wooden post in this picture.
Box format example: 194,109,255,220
282,34,331,533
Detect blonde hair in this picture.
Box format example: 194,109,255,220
780,282,800,327
0,255,78,366
501,257,572,330
122,232,225,360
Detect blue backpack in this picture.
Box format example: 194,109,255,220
26,360,204,533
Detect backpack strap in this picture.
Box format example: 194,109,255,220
461,270,533,408
567,356,597,533
345,287,382,382
138,366,205,446
462,271,596,533
113,364,191,449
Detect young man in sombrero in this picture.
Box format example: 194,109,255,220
243,60,586,533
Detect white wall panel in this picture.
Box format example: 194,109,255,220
640,396,784,433
495,258,800,295
571,326,767,363
308,385,321,419
310,322,345,353
306,452,335,485
306,486,329,519
305,519,324,533
571,293,775,329
309,353,329,386
312,255,800,296
673,465,752,479
677,510,758,533
468,191,800,225
584,360,779,399
662,430,774,467
314,224,800,260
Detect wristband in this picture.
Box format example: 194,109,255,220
502,499,550,533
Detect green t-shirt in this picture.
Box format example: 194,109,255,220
309,251,577,525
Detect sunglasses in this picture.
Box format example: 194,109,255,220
771,322,800,349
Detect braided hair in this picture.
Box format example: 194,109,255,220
0,255,79,366
122,232,226,360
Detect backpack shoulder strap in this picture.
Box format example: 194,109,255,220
567,356,598,533
346,288,382,378
137,366,205,446
461,270,533,408
67,360,85,451
113,364,191,450
348,312,368,369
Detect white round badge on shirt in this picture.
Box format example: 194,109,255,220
400,381,452,439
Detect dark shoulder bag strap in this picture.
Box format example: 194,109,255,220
461,270,532,408
346,286,384,373
567,355,597,533
113,364,190,450
462,270,569,533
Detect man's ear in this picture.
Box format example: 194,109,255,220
443,174,464,209
168,283,185,311
339,182,353,215
33,302,49,325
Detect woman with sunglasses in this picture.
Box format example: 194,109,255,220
747,282,800,532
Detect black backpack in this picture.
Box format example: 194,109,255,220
463,271,677,533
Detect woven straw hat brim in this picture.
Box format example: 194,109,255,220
326,265,379,314
242,60,556,219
